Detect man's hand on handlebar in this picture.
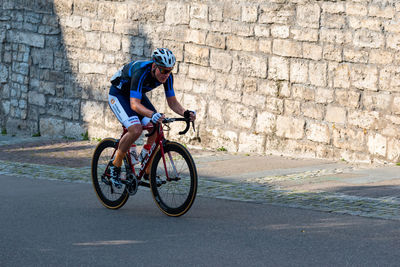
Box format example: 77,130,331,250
151,112,165,124
184,110,196,122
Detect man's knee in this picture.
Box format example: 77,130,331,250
127,124,143,137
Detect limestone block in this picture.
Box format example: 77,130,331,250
0,65,9,83
129,2,165,22
323,44,342,62
259,80,278,96
271,25,289,38
242,5,258,23
79,63,107,74
226,103,255,129
100,33,121,52
65,16,81,28
226,35,257,52
91,20,113,32
65,122,85,139
321,14,346,29
384,20,400,33
296,3,320,29
256,39,270,56
183,94,207,122
188,65,214,81
268,56,289,80
233,53,267,78
315,88,334,104
209,129,238,152
350,65,378,91
302,43,322,60
166,2,190,25
368,133,387,157
259,4,294,24
320,28,344,44
28,91,46,106
309,62,327,87
39,117,64,137
380,66,400,92
387,33,400,51
332,127,366,151
343,48,368,63
369,50,393,65
184,44,209,66
291,27,319,42
348,110,379,129
292,84,314,101
206,33,225,49
336,89,361,108
302,102,324,120
306,122,330,144
63,28,86,48
265,97,284,114
73,0,97,18
353,29,384,49
190,3,208,19
85,32,100,50
369,4,395,18
243,78,257,93
238,132,265,153
276,116,305,139
346,3,367,16
185,29,207,45
333,64,350,88
325,105,346,124
322,2,345,14
53,0,73,15
272,39,302,58
210,50,232,72
255,111,276,134
223,3,240,21
387,139,400,161
348,17,382,32
392,96,400,115
254,25,270,38
363,92,392,111
209,5,223,22
208,99,223,123
81,100,105,124
290,59,308,84
114,22,139,35
7,30,44,48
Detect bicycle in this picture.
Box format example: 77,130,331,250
91,115,198,217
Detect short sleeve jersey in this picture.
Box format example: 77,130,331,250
110,60,175,100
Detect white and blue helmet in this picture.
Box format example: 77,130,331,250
152,48,176,68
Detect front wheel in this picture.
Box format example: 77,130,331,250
91,138,129,209
150,141,198,216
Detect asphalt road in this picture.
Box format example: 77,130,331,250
1,175,400,266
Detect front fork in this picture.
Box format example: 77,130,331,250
160,141,178,182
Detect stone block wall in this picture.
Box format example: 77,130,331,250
1,0,400,163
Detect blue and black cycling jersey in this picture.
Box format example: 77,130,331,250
109,60,175,99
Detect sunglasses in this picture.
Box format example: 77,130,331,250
157,66,173,75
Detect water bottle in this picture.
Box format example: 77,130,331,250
139,144,152,163
129,144,139,165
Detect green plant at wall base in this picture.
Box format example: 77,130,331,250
82,131,89,141
1,129,6,135
217,146,227,152
32,132,41,137
92,137,102,142
396,162,400,166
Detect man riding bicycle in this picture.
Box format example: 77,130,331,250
108,48,196,187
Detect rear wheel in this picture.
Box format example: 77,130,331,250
150,142,197,216
91,138,129,209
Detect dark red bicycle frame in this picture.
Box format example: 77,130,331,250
114,123,172,182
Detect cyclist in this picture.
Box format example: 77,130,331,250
107,48,196,187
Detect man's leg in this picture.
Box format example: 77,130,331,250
113,124,142,168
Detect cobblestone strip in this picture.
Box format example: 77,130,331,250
1,160,399,220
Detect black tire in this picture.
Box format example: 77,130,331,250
91,138,129,209
150,141,197,216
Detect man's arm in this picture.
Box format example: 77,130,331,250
130,98,155,118
167,96,196,121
